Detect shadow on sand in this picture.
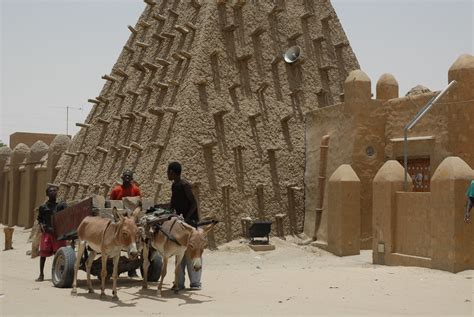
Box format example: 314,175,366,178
71,277,214,306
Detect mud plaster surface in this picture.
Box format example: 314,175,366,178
55,0,359,243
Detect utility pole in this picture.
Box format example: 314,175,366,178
65,106,83,135
49,106,83,135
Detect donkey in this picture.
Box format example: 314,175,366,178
71,207,139,300
141,216,217,296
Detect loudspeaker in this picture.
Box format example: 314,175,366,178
283,46,301,64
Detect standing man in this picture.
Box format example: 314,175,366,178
166,161,201,290
36,185,67,282
464,180,474,223
109,169,142,277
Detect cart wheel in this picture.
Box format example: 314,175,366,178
52,246,76,288
140,253,162,282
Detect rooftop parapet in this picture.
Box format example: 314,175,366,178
27,140,49,163
11,143,29,165
376,73,399,100
344,70,371,102
0,146,12,165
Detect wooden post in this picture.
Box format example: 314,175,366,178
4,227,14,250
275,213,286,238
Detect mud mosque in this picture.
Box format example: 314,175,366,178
1,0,473,273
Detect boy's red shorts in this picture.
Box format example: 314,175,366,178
39,232,66,257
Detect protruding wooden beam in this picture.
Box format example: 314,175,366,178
161,32,176,39
257,82,270,92
269,4,284,16
143,85,154,93
174,25,189,35
236,53,252,61
143,61,159,71
199,139,218,148
152,33,166,41
64,151,77,157
271,55,282,65
301,12,314,19
179,50,192,59
132,62,146,72
136,41,151,49
152,14,166,22
171,52,185,61
102,74,119,82
120,144,131,151
288,32,303,41
135,111,148,119
319,64,337,71
229,82,241,90
96,146,109,154
128,25,138,35
75,123,91,128
156,58,171,67
127,89,140,97
213,109,230,117
144,0,156,5
334,41,349,49
164,107,179,114
154,81,169,89
148,107,165,116
168,79,180,87
185,22,197,31
125,111,139,120
123,45,135,53
321,14,332,22
150,142,165,149
96,96,109,103
97,118,111,125
248,112,262,120
167,9,179,17
115,92,126,100
190,0,201,9
113,69,129,78
267,146,281,152
138,20,152,29
87,99,100,105
223,24,238,32
280,113,294,123
251,26,266,37
130,142,144,151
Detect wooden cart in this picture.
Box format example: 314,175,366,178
50,197,162,288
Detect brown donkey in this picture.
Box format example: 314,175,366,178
142,217,217,296
71,208,139,300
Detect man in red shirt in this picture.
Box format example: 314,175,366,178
109,170,141,277
110,170,141,200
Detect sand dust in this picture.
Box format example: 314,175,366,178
0,227,472,316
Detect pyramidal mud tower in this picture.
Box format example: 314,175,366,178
55,0,359,242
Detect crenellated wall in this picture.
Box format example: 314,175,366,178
0,135,70,228
305,53,474,250
372,158,474,273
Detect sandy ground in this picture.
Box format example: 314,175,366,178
0,226,472,317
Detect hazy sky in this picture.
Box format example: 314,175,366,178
1,0,473,146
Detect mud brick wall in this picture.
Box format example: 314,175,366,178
55,0,359,243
